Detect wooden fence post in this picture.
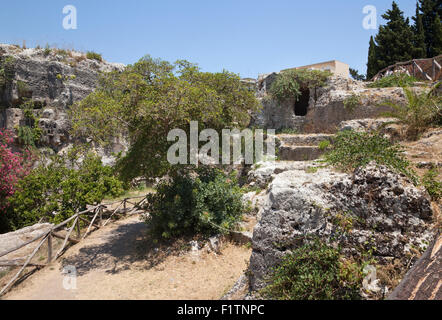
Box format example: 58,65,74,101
99,206,103,226
47,233,53,264
76,220,81,239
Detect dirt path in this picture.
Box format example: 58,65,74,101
2,215,251,300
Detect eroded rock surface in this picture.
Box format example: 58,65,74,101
0,44,124,151
252,74,408,133
248,162,435,292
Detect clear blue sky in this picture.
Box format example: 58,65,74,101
0,0,417,78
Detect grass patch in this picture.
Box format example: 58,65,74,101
421,167,441,201
260,239,363,300
86,51,103,62
367,74,419,88
343,93,362,113
324,130,416,183
0,269,10,279
318,140,331,151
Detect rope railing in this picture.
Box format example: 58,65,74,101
0,195,149,297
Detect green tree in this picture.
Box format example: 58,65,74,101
349,68,366,81
412,2,428,58
70,55,260,182
417,0,442,57
433,13,442,55
375,2,416,72
367,36,379,79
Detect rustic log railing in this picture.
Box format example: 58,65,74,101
0,195,148,297
372,55,442,82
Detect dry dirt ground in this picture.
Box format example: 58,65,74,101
2,215,251,300
401,128,442,227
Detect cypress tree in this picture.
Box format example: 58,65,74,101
412,2,428,58
418,0,442,57
433,13,442,55
375,2,415,71
367,36,379,79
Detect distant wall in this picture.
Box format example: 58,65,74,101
283,60,350,79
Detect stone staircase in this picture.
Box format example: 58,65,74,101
275,134,335,161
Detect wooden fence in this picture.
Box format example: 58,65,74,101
0,195,148,297
372,55,442,82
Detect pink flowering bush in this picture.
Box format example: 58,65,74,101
0,129,32,231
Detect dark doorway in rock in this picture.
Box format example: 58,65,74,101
294,89,310,116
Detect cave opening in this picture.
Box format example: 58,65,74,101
294,88,310,116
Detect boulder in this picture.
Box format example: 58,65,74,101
248,162,434,292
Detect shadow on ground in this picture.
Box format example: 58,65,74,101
60,219,194,276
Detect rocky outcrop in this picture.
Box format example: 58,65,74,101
251,74,408,133
0,44,124,151
248,162,435,293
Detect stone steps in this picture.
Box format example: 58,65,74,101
278,145,326,161
276,133,335,146
274,134,335,161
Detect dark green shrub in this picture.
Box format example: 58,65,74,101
6,153,124,229
145,167,245,239
324,130,416,182
343,93,362,112
269,69,331,104
367,74,418,88
261,240,363,300
86,51,103,62
17,126,40,147
422,167,441,201
0,56,15,88
43,44,51,56
16,100,43,147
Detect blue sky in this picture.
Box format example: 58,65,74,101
0,0,417,78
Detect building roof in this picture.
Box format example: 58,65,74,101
282,60,349,72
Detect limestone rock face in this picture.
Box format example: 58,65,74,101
252,75,408,133
0,44,124,151
248,162,434,292
338,118,398,132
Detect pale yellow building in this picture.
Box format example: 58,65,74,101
283,60,350,78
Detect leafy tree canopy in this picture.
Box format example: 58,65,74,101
70,56,261,182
